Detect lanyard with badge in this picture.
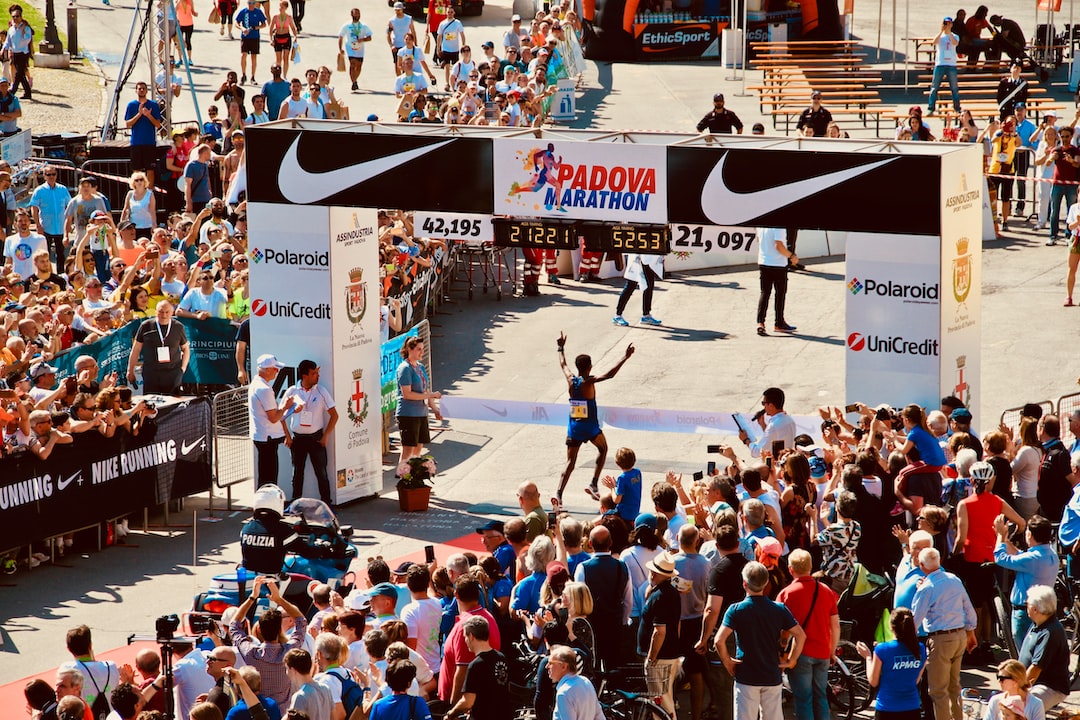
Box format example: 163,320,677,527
156,320,173,363
298,386,315,428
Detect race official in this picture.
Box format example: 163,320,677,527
283,359,338,504
127,301,190,394
249,354,296,488
696,93,743,134
795,91,832,137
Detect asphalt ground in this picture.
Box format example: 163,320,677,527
3,0,1079,711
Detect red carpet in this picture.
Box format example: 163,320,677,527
0,532,486,709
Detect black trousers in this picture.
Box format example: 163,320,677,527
616,264,659,316
1013,149,1031,215
756,265,789,325
290,0,305,25
45,233,65,268
11,52,30,96
255,436,285,487
290,430,331,503
143,367,183,394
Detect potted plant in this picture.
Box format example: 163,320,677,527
396,455,436,512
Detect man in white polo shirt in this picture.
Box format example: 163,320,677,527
282,359,338,503
249,354,295,488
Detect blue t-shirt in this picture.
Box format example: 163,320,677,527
493,542,516,577
907,426,947,466
396,360,428,418
370,693,432,720
263,79,291,120
721,595,797,686
510,570,545,614
124,99,162,147
225,697,282,720
237,7,267,39
615,468,643,522
873,639,926,712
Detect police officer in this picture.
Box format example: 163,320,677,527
249,354,295,488
282,359,338,504
696,93,743,134
240,484,301,577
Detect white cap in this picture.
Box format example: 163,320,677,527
256,354,284,370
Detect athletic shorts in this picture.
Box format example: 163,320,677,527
440,50,459,64
988,173,1013,202
566,428,601,448
241,37,260,54
398,415,431,446
130,144,159,172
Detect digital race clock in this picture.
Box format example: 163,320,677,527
492,218,579,249
581,222,671,255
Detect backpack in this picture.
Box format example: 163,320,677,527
328,667,365,717
78,661,112,720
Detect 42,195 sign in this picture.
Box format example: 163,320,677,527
414,211,494,241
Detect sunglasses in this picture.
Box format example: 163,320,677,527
44,173,56,177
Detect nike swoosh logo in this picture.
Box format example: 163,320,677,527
701,155,897,226
277,137,454,204
481,404,508,417
181,435,205,456
57,471,81,491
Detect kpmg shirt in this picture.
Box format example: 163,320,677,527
911,568,976,634
281,382,336,434
994,542,1059,607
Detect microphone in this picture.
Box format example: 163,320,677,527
752,408,766,422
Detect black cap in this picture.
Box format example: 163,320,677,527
79,175,98,186
393,560,415,575
713,93,724,102
475,519,505,535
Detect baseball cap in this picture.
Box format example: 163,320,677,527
256,354,284,370
3,302,26,312
368,582,398,601
713,93,724,102
91,210,109,220
79,175,98,185
1014,101,1026,109
393,561,415,576
1045,110,1058,118
634,512,658,530
30,363,58,379
481,41,494,49
0,77,9,85
756,536,783,557
950,408,973,422
811,90,822,98
809,455,828,479
117,220,136,231
546,560,569,583
367,113,379,121
511,13,521,20
943,16,953,22
393,1,404,7
475,519,505,535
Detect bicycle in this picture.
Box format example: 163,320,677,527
987,561,1017,658
825,621,873,718
593,664,672,720
961,688,984,720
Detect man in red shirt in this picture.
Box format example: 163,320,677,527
1048,124,1080,245
776,549,840,720
438,576,502,704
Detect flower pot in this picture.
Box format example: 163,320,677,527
398,486,431,512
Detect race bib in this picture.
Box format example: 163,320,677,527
351,41,362,50
157,346,171,363
445,32,456,40
569,399,588,419
997,153,1008,163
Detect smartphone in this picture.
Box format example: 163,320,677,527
706,444,721,453
844,403,859,414
692,471,704,481
771,440,785,457
765,456,773,469
424,545,435,564
707,461,717,475
547,511,558,528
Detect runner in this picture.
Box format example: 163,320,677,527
555,331,634,503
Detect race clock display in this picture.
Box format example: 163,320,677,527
582,222,671,255
492,218,579,249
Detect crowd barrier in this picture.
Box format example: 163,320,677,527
0,397,213,552
1000,390,1080,447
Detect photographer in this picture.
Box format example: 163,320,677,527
230,576,309,706
136,638,214,720
1047,122,1080,245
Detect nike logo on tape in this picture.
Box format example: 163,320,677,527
181,435,205,456
57,471,81,491
277,137,454,204
482,404,509,417
700,155,897,226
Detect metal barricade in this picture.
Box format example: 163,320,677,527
1012,146,1037,222
999,401,1054,434
1059,391,1080,448
213,386,252,494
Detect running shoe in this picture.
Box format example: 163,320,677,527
757,325,767,336
612,315,629,326
640,315,662,326
774,323,797,333
548,273,561,285
584,485,600,501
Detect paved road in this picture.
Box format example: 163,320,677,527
3,0,1078,711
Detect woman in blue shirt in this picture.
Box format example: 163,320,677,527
856,608,926,719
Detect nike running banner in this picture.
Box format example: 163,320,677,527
0,398,213,549
246,128,494,212
666,147,942,234
49,318,242,387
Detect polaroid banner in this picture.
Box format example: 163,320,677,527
329,207,382,503
493,139,668,223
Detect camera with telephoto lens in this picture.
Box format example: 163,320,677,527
156,614,180,641
188,613,217,634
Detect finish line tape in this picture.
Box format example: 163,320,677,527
439,396,824,438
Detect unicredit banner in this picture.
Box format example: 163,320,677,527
493,139,667,223
666,148,942,234
246,127,494,213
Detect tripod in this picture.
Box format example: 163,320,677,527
127,633,201,720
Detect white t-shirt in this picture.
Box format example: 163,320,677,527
437,18,464,52
935,32,959,66
344,639,371,670
60,660,119,712
1066,201,1080,236
249,374,285,440
281,382,337,434
340,21,372,58
757,227,788,267
4,232,48,279
401,596,443,671
450,59,475,84
395,73,429,95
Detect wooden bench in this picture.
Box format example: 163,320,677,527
751,57,865,68
759,93,881,118
770,106,889,135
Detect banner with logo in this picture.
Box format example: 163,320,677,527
0,398,212,549
246,127,494,212
938,148,983,424
634,21,720,59
666,147,941,234
329,207,382,503
49,318,241,386
248,202,336,499
845,233,942,410
382,325,423,416
493,139,667,223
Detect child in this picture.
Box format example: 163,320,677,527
600,446,641,523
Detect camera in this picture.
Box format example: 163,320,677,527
156,614,180,641
144,401,156,411
188,612,217,634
